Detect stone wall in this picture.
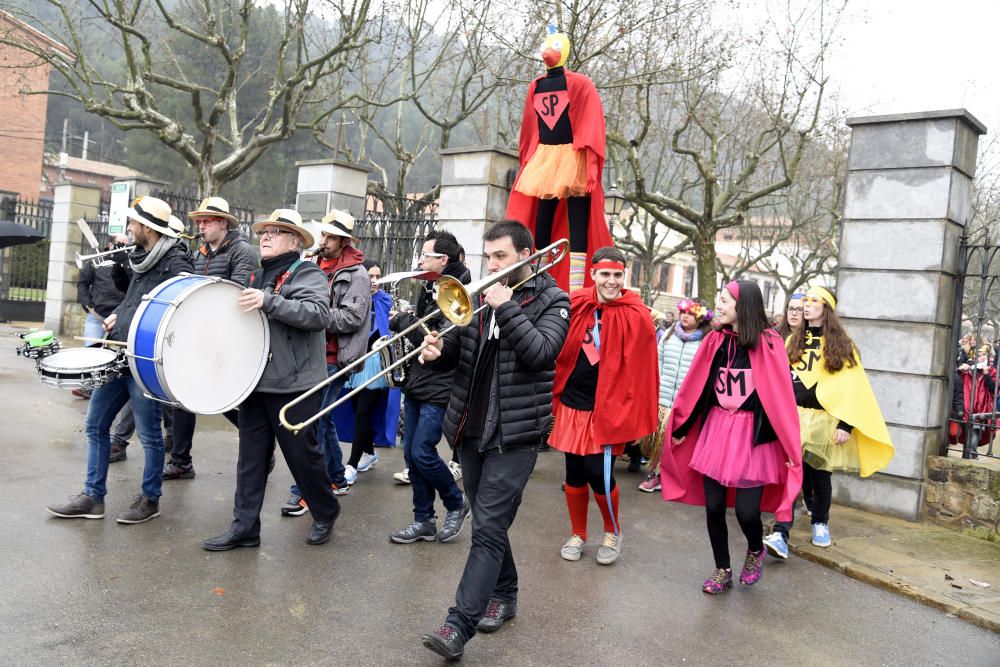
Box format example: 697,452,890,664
924,456,1000,541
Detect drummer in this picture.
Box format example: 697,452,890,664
163,196,258,481
46,196,193,525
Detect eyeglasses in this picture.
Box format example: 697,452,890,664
420,251,447,259
801,296,824,304
256,228,292,239
786,306,804,313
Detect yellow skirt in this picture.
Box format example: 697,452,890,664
514,143,588,199
799,406,861,473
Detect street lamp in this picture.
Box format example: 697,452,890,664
604,184,626,237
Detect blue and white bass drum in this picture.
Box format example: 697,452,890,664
127,275,269,414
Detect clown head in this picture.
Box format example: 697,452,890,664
541,24,570,69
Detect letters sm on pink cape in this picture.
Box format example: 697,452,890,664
659,328,803,522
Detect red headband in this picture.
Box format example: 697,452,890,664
592,260,625,271
725,280,740,299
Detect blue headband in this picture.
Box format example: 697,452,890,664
790,293,805,300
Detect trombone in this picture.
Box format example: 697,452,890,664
75,246,135,268
279,238,569,434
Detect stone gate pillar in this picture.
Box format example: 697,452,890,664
437,146,520,281
836,109,986,520
44,182,102,335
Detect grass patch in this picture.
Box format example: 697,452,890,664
6,287,46,300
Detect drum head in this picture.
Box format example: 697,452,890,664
156,280,268,414
40,347,118,372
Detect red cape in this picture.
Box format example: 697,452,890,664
506,70,612,292
553,287,658,444
659,328,803,522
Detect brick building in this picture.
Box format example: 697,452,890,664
0,12,72,200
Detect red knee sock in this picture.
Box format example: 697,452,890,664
564,484,590,541
594,485,620,534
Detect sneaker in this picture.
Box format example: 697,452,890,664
638,471,661,493
437,495,471,543
71,388,91,399
281,493,309,516
811,522,831,547
739,548,765,586
344,465,358,485
477,598,517,633
331,482,350,496
109,443,127,463
116,495,160,524
421,624,465,661
390,520,437,544
357,452,379,472
162,462,195,480
560,535,586,561
702,568,733,595
393,468,411,484
763,531,789,560
596,532,622,565
448,460,462,482
46,493,104,519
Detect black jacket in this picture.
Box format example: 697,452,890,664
109,241,195,342
77,258,126,317
435,271,569,452
389,259,470,406
193,230,259,285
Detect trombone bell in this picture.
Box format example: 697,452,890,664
435,276,476,326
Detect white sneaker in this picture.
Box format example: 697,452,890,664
596,532,622,565
448,460,462,482
358,452,379,472
344,465,358,485
393,468,410,484
560,535,585,561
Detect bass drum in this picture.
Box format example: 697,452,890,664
127,275,269,414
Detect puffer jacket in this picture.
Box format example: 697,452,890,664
437,271,570,452
193,230,259,285
109,240,194,342
658,326,704,408
254,261,330,393
389,259,470,406
325,246,371,367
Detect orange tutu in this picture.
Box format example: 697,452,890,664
514,143,588,199
549,399,627,456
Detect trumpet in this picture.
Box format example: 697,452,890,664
75,246,136,268
279,238,569,434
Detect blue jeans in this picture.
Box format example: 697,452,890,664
84,374,165,501
83,312,105,342
403,398,463,522
291,363,346,493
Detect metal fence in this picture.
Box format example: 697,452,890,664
946,235,1000,459
153,190,256,249
0,197,53,320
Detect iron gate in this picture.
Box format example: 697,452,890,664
0,197,53,322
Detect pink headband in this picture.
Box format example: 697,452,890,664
725,280,740,299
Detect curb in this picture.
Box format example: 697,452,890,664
789,542,1000,635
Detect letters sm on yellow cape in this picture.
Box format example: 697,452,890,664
790,337,894,477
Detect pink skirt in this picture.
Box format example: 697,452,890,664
549,400,627,457
689,407,785,488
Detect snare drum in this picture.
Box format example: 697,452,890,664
127,275,269,414
38,347,123,389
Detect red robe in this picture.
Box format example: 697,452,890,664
659,328,803,522
506,70,613,292
553,287,658,444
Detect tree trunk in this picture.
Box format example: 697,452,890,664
695,233,718,303
196,163,216,199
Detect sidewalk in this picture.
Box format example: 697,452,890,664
786,504,1000,633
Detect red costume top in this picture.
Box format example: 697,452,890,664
553,286,658,444
659,328,803,522
506,70,612,291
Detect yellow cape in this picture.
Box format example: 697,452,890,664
788,333,894,477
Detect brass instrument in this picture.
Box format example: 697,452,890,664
75,246,136,268
373,278,414,389
279,239,569,434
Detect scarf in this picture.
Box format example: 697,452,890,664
251,251,299,290
673,321,705,342
130,235,177,274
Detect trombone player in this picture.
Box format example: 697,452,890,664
418,221,570,661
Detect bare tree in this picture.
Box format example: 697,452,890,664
1,0,373,197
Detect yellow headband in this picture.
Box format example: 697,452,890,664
807,286,837,310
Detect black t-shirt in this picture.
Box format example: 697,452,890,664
463,310,501,439
534,67,573,145
791,326,854,432
560,312,601,411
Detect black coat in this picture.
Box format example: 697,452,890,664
109,240,195,342
193,230,259,285
436,271,569,452
77,258,125,317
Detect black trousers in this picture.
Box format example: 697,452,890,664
446,438,538,641
703,475,764,570
231,391,339,538
347,388,386,468
773,462,832,538
169,407,239,467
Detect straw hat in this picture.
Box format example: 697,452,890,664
188,196,239,227
315,208,358,243
125,197,179,238
251,209,314,248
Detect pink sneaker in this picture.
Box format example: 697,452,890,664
638,472,661,493
739,549,764,586
702,568,733,594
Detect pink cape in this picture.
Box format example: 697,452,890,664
659,329,803,522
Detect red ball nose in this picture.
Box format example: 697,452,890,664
542,48,561,67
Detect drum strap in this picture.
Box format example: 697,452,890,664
273,259,304,295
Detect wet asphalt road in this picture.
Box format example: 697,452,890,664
1,329,998,665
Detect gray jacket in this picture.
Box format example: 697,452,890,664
326,255,371,367
256,261,330,393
